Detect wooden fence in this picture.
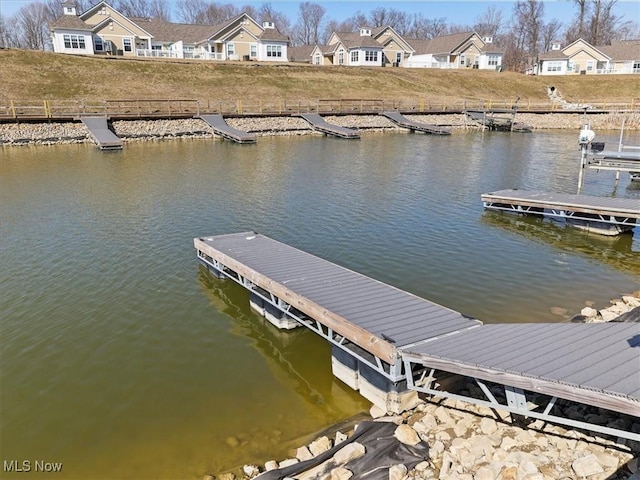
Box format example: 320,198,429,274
0,98,637,121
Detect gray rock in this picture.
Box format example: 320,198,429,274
243,465,260,478
394,424,421,446
330,467,353,480
333,442,365,465
309,436,332,456
389,464,407,480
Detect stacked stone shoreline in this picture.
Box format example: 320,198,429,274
213,294,640,480
1,111,639,146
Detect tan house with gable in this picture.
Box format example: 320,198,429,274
310,28,384,66
536,38,640,75
51,1,289,61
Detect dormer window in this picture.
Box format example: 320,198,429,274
263,21,275,29
360,28,371,36
551,42,561,50
482,36,493,44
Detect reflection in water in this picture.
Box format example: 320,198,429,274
197,266,368,419
482,211,640,277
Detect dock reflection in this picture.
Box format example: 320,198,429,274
196,266,368,416
481,212,640,277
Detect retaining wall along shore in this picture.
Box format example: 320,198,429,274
1,112,639,146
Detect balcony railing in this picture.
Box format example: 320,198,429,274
136,49,224,60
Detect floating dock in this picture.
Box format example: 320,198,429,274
195,232,639,440
380,111,451,135
199,114,257,144
299,113,360,139
481,189,639,235
465,110,532,132
80,116,123,150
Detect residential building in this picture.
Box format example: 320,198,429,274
50,1,289,61
536,38,640,75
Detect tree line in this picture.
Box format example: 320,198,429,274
1,0,638,71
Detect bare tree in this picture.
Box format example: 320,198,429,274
175,0,206,23
589,0,618,45
292,2,325,45
0,14,20,48
256,3,290,34
474,6,504,39
15,2,51,50
425,17,449,39
613,20,640,41
149,0,171,21
540,18,563,52
513,0,545,60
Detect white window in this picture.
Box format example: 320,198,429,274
350,51,358,63
227,43,235,57
634,61,640,73
546,61,563,72
267,45,282,57
586,60,594,71
567,61,574,72
250,44,257,57
396,52,402,64
152,44,162,51
459,54,465,65
63,34,86,49
314,53,321,65
123,38,132,52
94,36,103,51
338,50,344,65
365,50,378,62
487,55,499,66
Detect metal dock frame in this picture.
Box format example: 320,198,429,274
380,111,451,135
199,114,257,144
194,232,639,441
298,113,360,139
481,189,639,235
79,116,123,150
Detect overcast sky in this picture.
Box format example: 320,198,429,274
1,0,638,28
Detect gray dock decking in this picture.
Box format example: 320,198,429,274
299,113,360,139
482,189,640,233
80,116,123,150
380,111,451,135
195,231,640,422
199,114,257,143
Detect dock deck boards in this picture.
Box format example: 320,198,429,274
80,116,123,150
402,323,640,416
482,189,640,218
195,232,479,363
380,111,451,135
299,113,360,139
199,114,257,143
195,231,640,419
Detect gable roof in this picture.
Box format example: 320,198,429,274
333,31,382,49
289,45,314,62
597,40,640,61
538,50,568,61
130,17,213,44
426,31,477,54
50,15,93,30
259,28,288,42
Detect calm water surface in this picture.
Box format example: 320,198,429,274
2,131,639,479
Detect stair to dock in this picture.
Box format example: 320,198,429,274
199,115,257,144
380,111,451,135
299,113,360,139
80,116,123,150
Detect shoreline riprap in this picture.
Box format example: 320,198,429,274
1,111,639,147
215,294,640,480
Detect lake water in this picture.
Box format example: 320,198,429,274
1,130,639,479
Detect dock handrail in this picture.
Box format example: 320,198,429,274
1,98,638,121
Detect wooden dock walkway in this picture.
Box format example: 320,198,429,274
194,232,639,440
199,114,257,144
299,113,360,139
80,116,123,150
482,189,639,235
380,111,451,135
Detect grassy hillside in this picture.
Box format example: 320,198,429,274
1,48,639,105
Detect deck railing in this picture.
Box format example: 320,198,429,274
0,98,637,121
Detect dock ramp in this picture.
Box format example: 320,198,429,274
194,232,639,441
380,111,451,135
199,115,257,144
299,113,360,139
80,116,123,150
